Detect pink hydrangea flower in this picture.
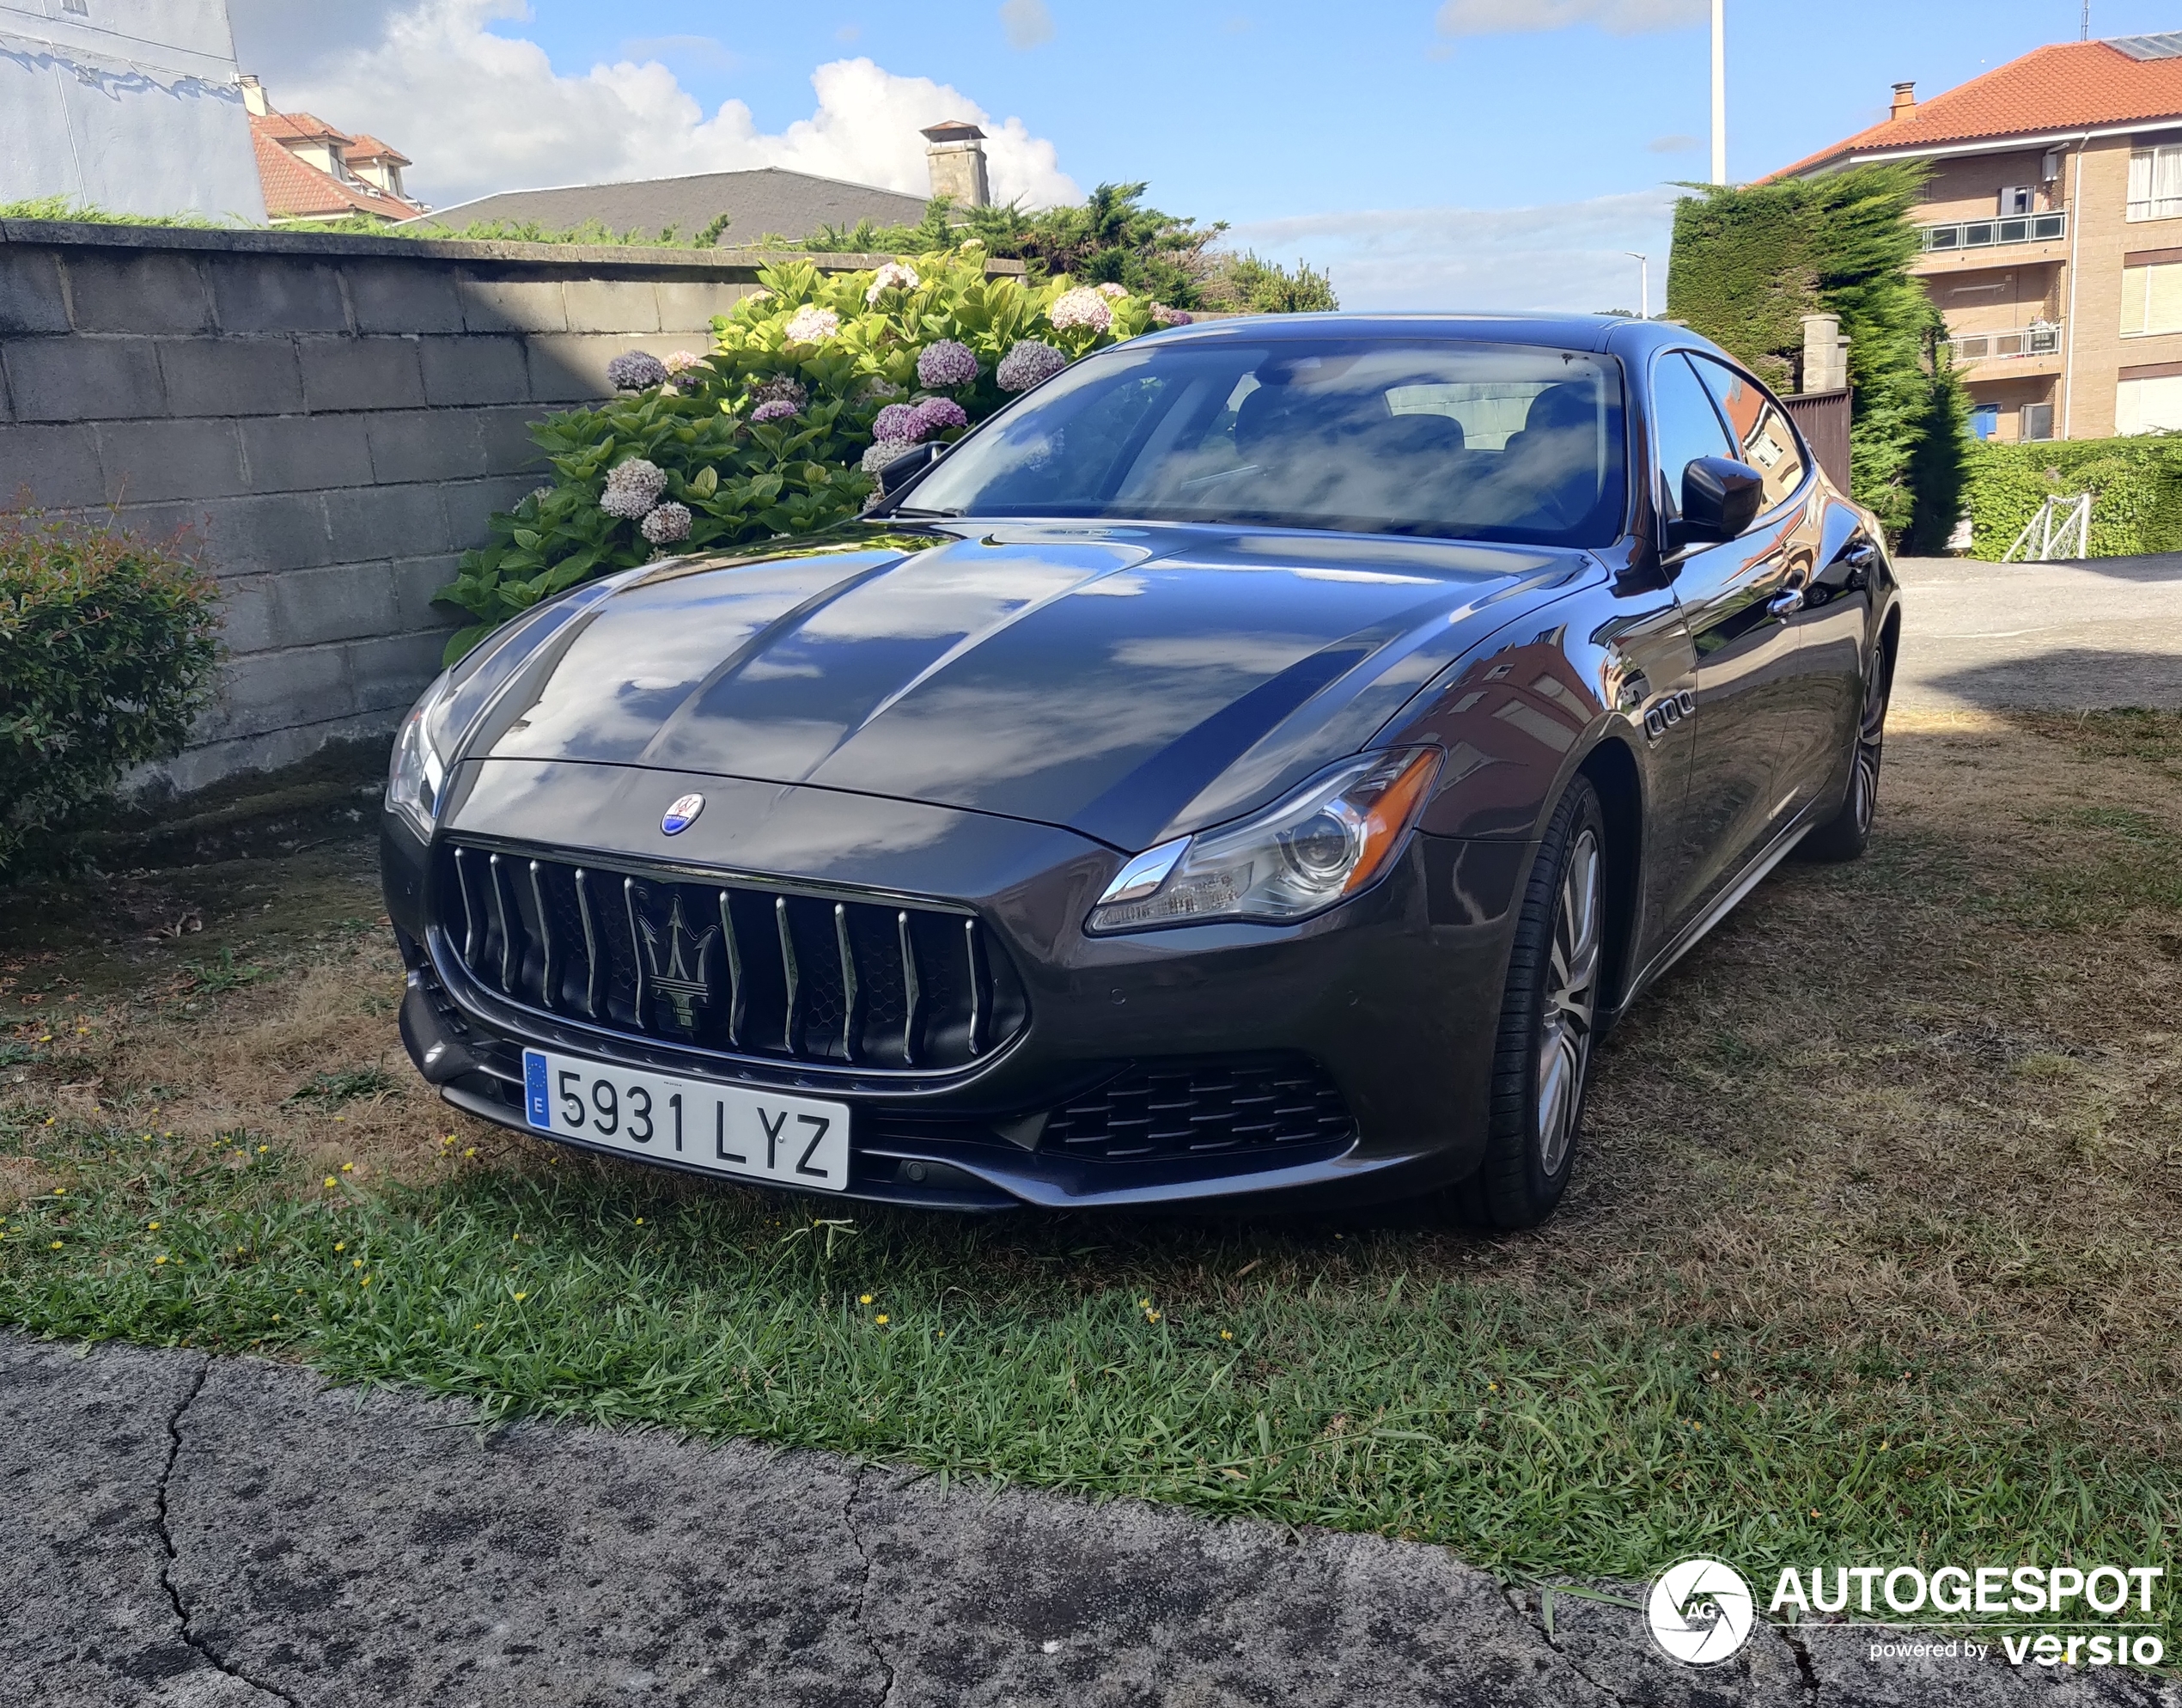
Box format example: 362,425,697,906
871,402,924,443
916,339,978,389
865,262,921,302
600,458,667,519
661,350,705,375
912,397,969,436
783,305,840,345
751,399,799,424
752,375,808,410
1047,287,1112,333
1095,283,1129,299
641,502,692,545
1150,303,1194,327
997,339,1068,392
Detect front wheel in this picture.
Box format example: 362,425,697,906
1454,775,1605,1230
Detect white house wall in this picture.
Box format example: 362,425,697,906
0,0,265,221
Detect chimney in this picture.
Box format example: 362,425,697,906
921,119,990,208
1890,82,1917,121
237,72,269,117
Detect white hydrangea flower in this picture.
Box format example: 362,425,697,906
641,502,692,546
783,305,840,345
600,458,667,520
661,350,705,375
865,262,921,303
1048,287,1112,333
1094,283,1129,300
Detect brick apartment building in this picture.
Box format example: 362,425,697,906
1777,32,2182,443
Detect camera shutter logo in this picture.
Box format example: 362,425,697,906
1649,1559,1757,1665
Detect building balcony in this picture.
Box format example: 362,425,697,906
1910,211,2068,278
1941,321,2064,382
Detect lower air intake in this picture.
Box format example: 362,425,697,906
1043,1056,1356,1162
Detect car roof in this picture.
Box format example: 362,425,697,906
1138,311,1735,367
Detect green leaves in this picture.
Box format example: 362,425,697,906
0,510,222,875
436,247,1147,659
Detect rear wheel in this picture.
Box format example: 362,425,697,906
1455,776,1604,1230
1800,633,1891,863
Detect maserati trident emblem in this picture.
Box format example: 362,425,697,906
661,793,704,835
637,894,716,1030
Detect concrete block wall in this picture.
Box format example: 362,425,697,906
0,222,1001,795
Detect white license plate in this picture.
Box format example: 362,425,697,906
521,1048,850,1191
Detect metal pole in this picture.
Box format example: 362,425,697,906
1710,0,1727,185
2081,1,2091,40
1624,253,1649,319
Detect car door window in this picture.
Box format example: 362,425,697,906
1651,353,1736,517
1690,355,1807,511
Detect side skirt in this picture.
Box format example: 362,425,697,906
1606,811,1817,1022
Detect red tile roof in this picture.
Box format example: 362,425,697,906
249,114,423,222
343,133,410,167
1773,39,2182,180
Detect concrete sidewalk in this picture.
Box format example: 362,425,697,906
3,1334,2168,1707
1891,554,2182,712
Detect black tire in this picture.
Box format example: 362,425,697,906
1454,775,1606,1231
1799,631,1892,863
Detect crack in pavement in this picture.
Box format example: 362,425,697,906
1501,1580,1634,1708
153,1358,298,1707
843,1461,899,1708
1783,1626,1821,1700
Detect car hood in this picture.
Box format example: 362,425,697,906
469,522,1589,851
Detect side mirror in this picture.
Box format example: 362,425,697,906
1674,455,1764,547
876,440,939,497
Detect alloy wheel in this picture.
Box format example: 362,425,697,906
1536,828,1600,1177
1850,652,1890,836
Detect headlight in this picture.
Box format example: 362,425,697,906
385,670,456,840
1086,747,1441,933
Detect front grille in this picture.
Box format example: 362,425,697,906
434,841,1027,1072
1042,1055,1356,1162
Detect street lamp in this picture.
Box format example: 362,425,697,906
1624,252,1650,320
1711,0,1727,185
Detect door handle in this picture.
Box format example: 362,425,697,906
1767,589,1806,619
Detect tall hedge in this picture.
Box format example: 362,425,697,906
1962,436,2182,559
1667,164,1968,552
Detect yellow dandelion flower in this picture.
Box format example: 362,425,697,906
271,1315,280,1324
360,1276,371,1286
155,1255,169,1266
340,1162,355,1172
859,1294,874,1305
1221,1330,1234,1340
49,1240,62,1249
323,1176,337,1188
257,1145,268,1154
52,1187,64,1197
149,1221,161,1231
334,1241,345,1252
351,1259,363,1269
1147,1311,1161,1323
875,1314,889,1325
43,1117,54,1126
513,1292,528,1302
634,1217,643,1226
463,1147,477,1158
333,1115,346,1123
39,1034,52,1044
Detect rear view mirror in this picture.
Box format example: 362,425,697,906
1675,456,1764,547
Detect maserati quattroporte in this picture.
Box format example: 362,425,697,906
382,314,1897,1225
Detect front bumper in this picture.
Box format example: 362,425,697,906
383,761,1533,1212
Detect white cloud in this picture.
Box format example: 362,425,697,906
228,0,1076,210
1228,188,1682,315
999,0,1056,50
1435,0,1706,36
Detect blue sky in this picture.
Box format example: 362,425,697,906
232,0,2182,314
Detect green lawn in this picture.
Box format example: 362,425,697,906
4,711,2179,1640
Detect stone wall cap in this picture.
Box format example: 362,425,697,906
0,219,1027,277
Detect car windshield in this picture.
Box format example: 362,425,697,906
903,337,1627,547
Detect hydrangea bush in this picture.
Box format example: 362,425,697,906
437,247,1155,659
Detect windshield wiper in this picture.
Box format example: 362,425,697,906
888,506,965,517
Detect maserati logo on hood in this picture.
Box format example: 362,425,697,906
661,793,704,835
